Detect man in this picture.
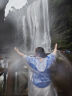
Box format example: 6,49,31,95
14,43,57,96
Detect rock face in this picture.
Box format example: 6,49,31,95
23,0,51,53
0,0,9,23
0,0,9,10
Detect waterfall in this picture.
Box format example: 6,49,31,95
23,0,51,54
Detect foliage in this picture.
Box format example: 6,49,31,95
50,0,72,50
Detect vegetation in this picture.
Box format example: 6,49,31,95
50,0,72,51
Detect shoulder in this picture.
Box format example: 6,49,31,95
28,55,36,58
47,53,56,59
26,55,36,61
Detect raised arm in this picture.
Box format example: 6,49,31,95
52,43,57,55
14,47,27,58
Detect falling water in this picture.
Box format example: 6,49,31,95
23,0,51,53
22,0,52,95
2,0,51,95
1,0,71,96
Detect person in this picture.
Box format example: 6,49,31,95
14,43,57,96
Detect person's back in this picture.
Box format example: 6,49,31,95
27,53,56,88
14,44,57,96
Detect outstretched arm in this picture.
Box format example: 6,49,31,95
52,43,57,55
14,47,27,58
46,43,57,68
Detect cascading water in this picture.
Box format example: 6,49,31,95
2,0,72,96
22,0,52,96
4,0,52,95
23,0,51,54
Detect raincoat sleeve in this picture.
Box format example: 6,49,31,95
26,56,36,68
47,53,56,68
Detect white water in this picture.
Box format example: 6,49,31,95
23,0,51,53
1,0,71,96
3,0,52,95
5,0,51,53
22,0,52,96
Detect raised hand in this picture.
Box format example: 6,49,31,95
54,43,57,51
14,47,26,57
14,47,19,52
53,43,58,55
